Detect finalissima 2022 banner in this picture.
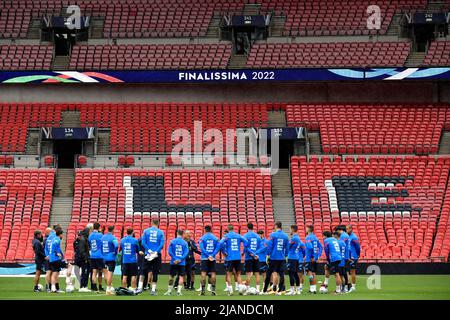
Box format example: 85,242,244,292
0,67,449,84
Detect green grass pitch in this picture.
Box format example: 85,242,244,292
0,275,449,300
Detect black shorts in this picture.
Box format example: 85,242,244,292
244,259,259,273
142,254,161,275
90,258,105,270
305,261,318,273
49,260,67,272
44,260,50,272
200,260,216,273
268,260,285,274
122,263,138,277
226,260,242,273
338,266,347,277
348,259,358,270
258,262,268,273
35,259,45,272
170,265,186,277
298,262,305,273
327,260,341,274
105,260,116,272
287,259,299,272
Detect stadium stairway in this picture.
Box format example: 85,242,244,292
386,14,403,36
405,51,426,67
26,19,41,39
54,169,75,197
205,16,221,38
25,129,40,155
243,3,261,15
227,53,248,69
90,18,105,39
439,132,450,155
267,110,287,127
97,129,111,155
50,197,73,249
308,132,322,155
270,16,287,37
52,56,70,70
61,111,81,127
271,169,296,232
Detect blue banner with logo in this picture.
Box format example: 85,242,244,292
0,67,449,84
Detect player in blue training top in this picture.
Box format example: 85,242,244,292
198,225,220,296
219,224,250,296
44,227,55,292
305,224,323,293
120,228,140,291
243,223,261,291
139,219,165,295
347,224,361,293
336,225,350,292
88,222,105,292
286,225,302,295
101,225,119,295
297,234,306,294
255,230,269,293
323,231,343,294
165,230,189,296
49,228,67,293
220,229,238,293
263,221,289,295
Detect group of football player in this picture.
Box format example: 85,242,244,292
32,219,360,296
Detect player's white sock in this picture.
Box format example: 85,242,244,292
51,284,57,292
310,284,316,292
152,284,157,292
324,278,329,286
299,284,303,290
256,285,260,292
138,281,144,290
228,285,233,293
177,286,182,294
234,282,238,290
290,287,295,294
352,283,356,288
336,285,341,293
167,285,173,293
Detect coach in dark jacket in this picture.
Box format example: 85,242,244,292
32,230,45,292
74,228,91,291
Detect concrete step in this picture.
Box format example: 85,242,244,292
97,130,110,155
308,132,322,154
227,54,247,69
267,111,286,127
271,169,296,232
27,19,41,39
26,129,40,155
270,16,286,37
243,4,261,15
206,16,221,38
386,14,402,36
405,52,426,67
50,197,74,249
90,17,104,38
439,132,450,155
52,56,70,71
55,168,75,197
61,111,81,127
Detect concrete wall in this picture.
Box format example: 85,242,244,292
0,81,447,104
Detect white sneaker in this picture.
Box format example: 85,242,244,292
297,289,303,295
348,287,356,293
285,290,295,296
79,287,91,293
164,291,172,296
223,287,229,292
196,287,202,292
207,284,212,292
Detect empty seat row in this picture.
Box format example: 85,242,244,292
247,41,411,68
290,155,450,261
0,45,53,70
286,104,449,155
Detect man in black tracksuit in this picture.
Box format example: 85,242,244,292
174,231,201,290
74,228,90,291
32,230,45,292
